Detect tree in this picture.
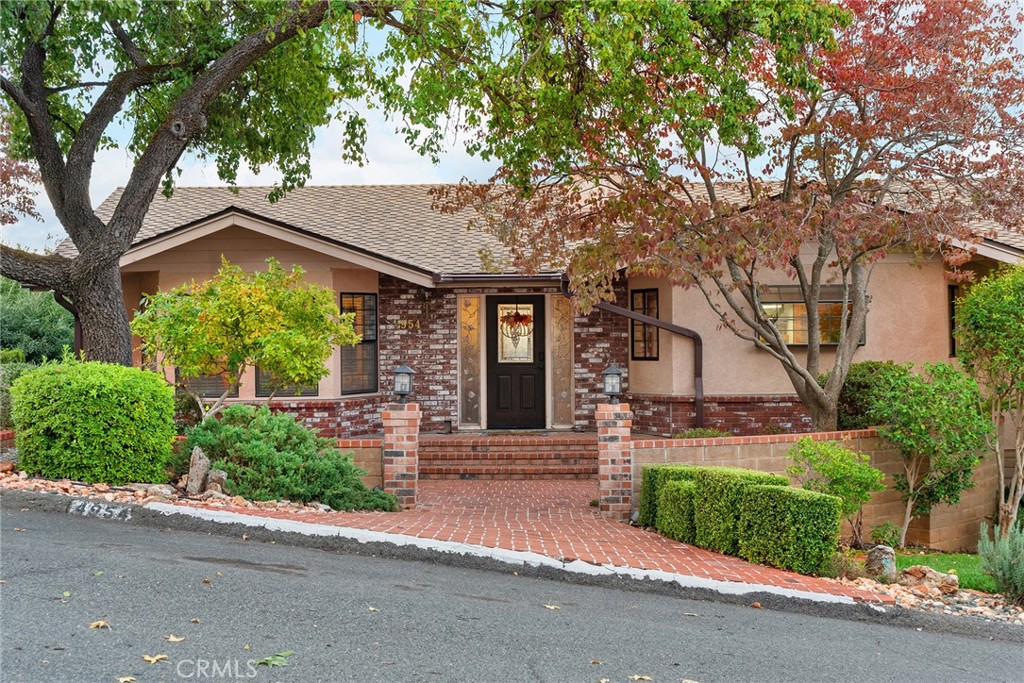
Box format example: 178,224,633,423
0,276,74,362
0,117,39,224
957,266,1024,537
130,258,358,420
786,437,885,548
1,0,844,365
871,362,991,548
440,0,1024,430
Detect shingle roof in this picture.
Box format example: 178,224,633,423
61,183,1022,273
67,184,524,276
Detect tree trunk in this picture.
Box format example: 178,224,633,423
74,263,132,366
810,399,839,432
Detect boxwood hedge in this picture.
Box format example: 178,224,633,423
656,479,697,544
693,467,789,554
10,360,174,484
737,485,841,575
637,464,700,527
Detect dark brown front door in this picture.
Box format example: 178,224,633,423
487,295,545,429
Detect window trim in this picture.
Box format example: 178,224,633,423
759,285,866,347
340,292,379,396
629,288,660,361
254,365,319,398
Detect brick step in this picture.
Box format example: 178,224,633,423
419,465,598,480
421,457,597,467
418,451,597,461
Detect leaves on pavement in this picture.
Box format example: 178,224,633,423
142,654,168,664
255,650,295,668
88,620,110,630
190,617,201,624
117,677,136,683
542,604,561,610
165,634,185,642
628,676,653,681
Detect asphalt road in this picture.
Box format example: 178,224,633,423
1,508,1021,683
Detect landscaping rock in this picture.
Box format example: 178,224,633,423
146,484,177,498
865,545,897,582
0,461,15,474
206,469,227,493
186,446,211,496
898,564,959,595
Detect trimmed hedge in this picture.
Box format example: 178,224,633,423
693,467,789,555
737,485,841,575
656,479,697,544
10,360,174,484
638,465,700,527
1,362,36,429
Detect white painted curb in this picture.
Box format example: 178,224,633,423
148,503,883,611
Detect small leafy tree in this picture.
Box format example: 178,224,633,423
787,438,885,547
131,258,357,420
957,266,1024,537
871,362,991,548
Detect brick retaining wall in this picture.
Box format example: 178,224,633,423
628,393,814,436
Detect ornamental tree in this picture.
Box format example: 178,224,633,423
130,258,358,420
1,0,844,365
870,362,991,548
0,117,39,225
957,266,1024,537
440,0,1024,431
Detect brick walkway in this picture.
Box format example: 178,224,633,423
173,480,890,605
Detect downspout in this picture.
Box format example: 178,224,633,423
53,293,83,356
559,277,705,428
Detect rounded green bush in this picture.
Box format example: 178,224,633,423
819,361,910,430
10,360,174,484
184,405,397,511
1,362,37,430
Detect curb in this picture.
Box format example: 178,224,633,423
3,487,1022,644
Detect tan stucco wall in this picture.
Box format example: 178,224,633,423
628,254,953,397
122,225,379,400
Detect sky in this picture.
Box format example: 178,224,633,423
1,104,498,253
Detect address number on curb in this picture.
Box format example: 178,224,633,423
68,500,132,521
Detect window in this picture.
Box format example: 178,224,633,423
254,366,318,398
760,285,864,346
630,289,659,360
175,368,238,399
341,293,378,394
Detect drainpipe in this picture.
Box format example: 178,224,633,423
559,276,705,428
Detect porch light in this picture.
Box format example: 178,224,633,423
393,364,415,404
602,363,623,403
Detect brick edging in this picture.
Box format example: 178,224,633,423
631,428,879,450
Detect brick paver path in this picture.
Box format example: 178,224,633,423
176,480,889,605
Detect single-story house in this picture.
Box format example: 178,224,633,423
69,184,1023,438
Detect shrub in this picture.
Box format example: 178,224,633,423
184,405,396,511
0,276,74,363
737,485,842,575
787,438,885,547
637,464,699,527
0,349,25,363
870,521,901,548
0,362,36,429
671,428,733,439
819,360,910,430
693,467,789,555
10,360,174,484
871,362,991,547
656,479,697,544
977,524,1024,605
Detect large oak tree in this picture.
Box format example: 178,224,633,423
1,0,842,364
443,0,1024,430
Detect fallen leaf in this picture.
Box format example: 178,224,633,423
254,650,294,668
142,654,168,664
201,578,212,585
241,534,250,541
215,572,223,578
367,605,379,613
628,676,653,681
683,612,699,617
750,602,762,609
681,679,702,683
543,604,561,610
93,571,104,577
190,618,201,624
598,679,611,683
13,527,24,532
165,634,185,643
590,659,602,665
62,591,72,598
243,644,250,652
117,677,136,683
89,620,110,630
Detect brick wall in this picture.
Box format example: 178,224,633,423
631,429,999,552
574,283,629,430
378,275,459,432
628,393,813,436
269,396,382,438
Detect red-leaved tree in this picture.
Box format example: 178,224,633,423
0,117,39,226
441,0,1024,430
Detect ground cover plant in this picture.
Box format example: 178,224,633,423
978,524,1024,604
183,404,395,512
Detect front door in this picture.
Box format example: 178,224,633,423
486,295,545,429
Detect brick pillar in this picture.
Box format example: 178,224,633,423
381,402,421,509
596,402,633,521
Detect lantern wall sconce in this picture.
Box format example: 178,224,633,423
602,363,623,403
393,364,415,404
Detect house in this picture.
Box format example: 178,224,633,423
74,184,1023,439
